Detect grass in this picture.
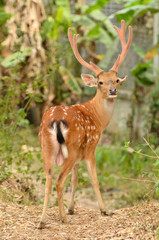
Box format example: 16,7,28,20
156,227,159,240
0,125,158,209
0,177,37,205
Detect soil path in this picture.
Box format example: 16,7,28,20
0,200,158,240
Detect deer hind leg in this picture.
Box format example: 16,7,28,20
38,168,52,229
86,155,114,216
68,163,79,215
56,151,77,223
38,137,58,229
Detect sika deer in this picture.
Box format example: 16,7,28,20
38,20,132,228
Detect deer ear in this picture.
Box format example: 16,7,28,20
81,74,97,87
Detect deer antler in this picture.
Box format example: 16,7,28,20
110,20,132,73
68,28,103,76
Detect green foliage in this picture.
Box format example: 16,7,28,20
149,88,159,114
39,0,119,102
156,226,159,240
83,85,96,96
72,2,119,73
0,63,45,184
149,88,159,146
1,48,31,67
130,39,159,145
84,0,111,14
95,144,144,177
95,140,159,199
41,17,54,41
0,11,12,25
131,62,154,86
111,0,159,24
59,66,82,94
41,0,71,41
55,0,71,23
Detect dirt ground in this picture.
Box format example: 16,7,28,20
0,199,158,240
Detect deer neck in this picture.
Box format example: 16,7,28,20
89,90,115,131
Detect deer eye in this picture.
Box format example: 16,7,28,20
116,79,120,83
99,81,103,85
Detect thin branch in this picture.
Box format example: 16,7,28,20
102,145,159,159
143,137,159,159
120,176,155,183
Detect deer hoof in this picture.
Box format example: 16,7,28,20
101,210,114,216
68,209,74,215
61,216,68,223
37,221,46,229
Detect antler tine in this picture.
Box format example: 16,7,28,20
68,28,74,49
68,28,103,76
110,20,132,73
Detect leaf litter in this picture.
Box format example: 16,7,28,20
0,199,158,240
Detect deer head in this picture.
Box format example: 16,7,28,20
68,20,132,100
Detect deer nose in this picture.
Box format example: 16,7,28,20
109,87,116,95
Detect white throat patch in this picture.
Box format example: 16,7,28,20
104,99,114,116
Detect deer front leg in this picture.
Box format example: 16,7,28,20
86,155,114,216
68,163,79,215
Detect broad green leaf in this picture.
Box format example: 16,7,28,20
103,19,117,37
111,4,159,23
0,12,12,25
59,66,82,94
18,108,26,118
41,17,54,41
137,71,154,86
124,0,153,8
35,97,43,103
55,0,70,8
72,15,95,29
154,160,159,167
124,141,130,148
131,62,150,76
1,48,31,68
55,0,71,22
87,23,101,37
131,62,154,86
56,6,64,24
85,0,111,14
90,9,106,21
90,10,116,36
